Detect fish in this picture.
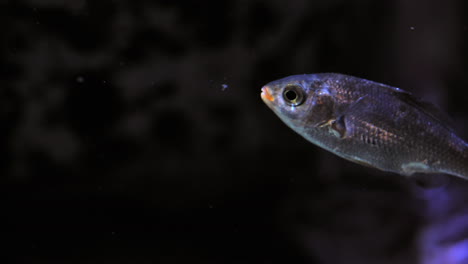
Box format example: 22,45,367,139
260,73,468,180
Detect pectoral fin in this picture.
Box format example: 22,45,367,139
329,96,375,139
309,90,351,139
330,116,347,138
311,94,375,140
309,90,336,127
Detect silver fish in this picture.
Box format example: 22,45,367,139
261,73,468,179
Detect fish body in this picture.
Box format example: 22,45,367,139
261,73,468,179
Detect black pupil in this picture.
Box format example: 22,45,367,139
285,90,297,101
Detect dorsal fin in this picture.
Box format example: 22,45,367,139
390,89,455,131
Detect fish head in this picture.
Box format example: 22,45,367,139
261,75,325,131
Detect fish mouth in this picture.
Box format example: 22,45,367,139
261,86,275,102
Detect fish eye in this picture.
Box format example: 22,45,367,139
283,85,305,106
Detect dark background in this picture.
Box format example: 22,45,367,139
2,0,468,263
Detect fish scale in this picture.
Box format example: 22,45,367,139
261,73,468,180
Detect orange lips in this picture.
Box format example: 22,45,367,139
261,86,275,102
